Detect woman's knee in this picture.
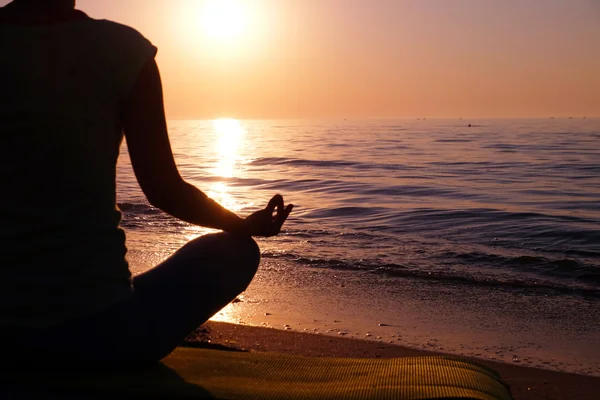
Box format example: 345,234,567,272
182,232,260,277
177,232,258,259
158,233,260,297
225,234,261,289
237,234,260,270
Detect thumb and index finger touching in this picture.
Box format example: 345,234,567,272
266,194,284,213
266,194,294,227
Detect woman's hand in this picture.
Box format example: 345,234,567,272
242,194,293,237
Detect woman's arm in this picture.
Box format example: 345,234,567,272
122,60,292,236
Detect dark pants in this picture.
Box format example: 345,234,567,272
7,232,260,365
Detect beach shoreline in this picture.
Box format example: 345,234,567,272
126,251,600,378
188,321,600,400
197,257,600,377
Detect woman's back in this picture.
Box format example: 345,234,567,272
0,9,156,328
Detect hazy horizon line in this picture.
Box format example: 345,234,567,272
165,115,600,121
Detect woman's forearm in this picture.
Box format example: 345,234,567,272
147,180,247,234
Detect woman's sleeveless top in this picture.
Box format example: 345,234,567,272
0,11,157,327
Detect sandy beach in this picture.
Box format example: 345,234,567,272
186,321,600,400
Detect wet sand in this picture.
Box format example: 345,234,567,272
205,260,600,376
186,321,600,400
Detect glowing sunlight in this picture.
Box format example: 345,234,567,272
209,296,245,324
200,0,247,41
176,0,261,55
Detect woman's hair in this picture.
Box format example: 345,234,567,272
9,0,76,11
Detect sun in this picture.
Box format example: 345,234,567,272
200,0,247,41
176,0,270,58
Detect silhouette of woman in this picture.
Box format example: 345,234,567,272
0,0,293,364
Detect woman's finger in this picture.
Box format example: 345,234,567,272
266,194,284,213
275,204,293,227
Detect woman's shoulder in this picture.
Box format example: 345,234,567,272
84,18,150,44
80,17,157,65
80,17,157,98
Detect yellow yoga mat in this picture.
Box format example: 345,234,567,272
4,347,513,399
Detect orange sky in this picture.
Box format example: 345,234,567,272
3,0,600,118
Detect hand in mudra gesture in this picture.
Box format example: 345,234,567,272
243,194,293,237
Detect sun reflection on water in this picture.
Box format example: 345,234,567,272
207,118,247,212
176,119,247,244
212,118,246,178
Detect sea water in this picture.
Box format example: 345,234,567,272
117,118,600,375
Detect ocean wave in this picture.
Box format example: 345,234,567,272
261,251,600,297
438,251,600,285
393,207,598,226
118,202,161,215
118,202,187,231
249,156,416,172
434,138,473,143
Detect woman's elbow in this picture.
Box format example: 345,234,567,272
140,180,183,211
